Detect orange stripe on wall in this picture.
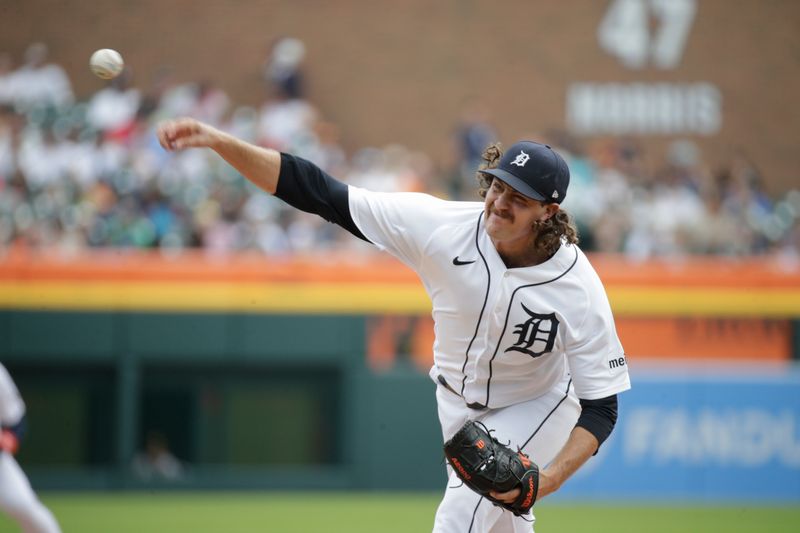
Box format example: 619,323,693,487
368,316,792,368
1,249,800,288
0,249,417,283
616,318,791,361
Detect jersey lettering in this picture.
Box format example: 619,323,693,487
504,304,559,358
609,356,626,369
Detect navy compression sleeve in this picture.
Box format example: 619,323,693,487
274,153,368,241
575,394,618,449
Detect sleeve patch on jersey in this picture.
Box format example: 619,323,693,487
608,355,627,370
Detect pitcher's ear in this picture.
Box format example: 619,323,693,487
541,204,560,222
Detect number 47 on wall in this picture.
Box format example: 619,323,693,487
599,0,697,70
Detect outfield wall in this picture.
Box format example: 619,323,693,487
561,366,800,502
1,251,799,501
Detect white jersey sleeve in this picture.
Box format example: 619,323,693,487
348,186,480,270
0,363,26,426
564,265,631,401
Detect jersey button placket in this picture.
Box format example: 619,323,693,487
492,273,513,323
463,272,503,404
468,273,510,406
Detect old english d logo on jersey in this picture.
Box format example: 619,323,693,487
504,303,559,358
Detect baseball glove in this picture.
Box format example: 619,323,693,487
443,420,540,516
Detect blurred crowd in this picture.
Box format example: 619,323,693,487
1,41,798,259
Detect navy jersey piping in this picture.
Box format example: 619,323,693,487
460,212,491,396
480,245,580,408
467,496,483,532
520,378,573,449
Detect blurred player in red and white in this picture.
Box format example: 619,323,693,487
0,363,61,533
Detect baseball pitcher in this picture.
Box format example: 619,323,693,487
157,118,631,532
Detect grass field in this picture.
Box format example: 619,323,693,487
1,492,798,532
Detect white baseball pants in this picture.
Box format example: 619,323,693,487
0,452,61,533
432,372,580,533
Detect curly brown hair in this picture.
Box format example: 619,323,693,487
476,142,579,256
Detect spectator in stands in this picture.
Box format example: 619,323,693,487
450,102,498,199
7,43,73,112
132,431,185,482
0,54,17,107
264,37,307,100
86,67,140,135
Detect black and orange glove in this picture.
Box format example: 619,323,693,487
444,420,539,516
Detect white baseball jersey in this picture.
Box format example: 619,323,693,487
348,188,631,406
0,363,25,427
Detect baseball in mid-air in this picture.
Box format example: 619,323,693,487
89,48,124,79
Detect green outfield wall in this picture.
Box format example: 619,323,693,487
0,310,445,491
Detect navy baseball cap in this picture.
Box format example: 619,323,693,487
478,141,570,204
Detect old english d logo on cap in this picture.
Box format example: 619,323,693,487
478,141,570,204
510,151,530,167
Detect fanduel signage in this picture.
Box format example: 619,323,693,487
556,367,800,502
